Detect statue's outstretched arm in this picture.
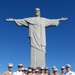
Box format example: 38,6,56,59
45,17,68,27
6,18,16,21
6,18,28,27
58,17,68,21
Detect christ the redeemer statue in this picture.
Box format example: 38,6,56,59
6,8,68,68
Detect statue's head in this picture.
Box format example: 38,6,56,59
35,8,40,17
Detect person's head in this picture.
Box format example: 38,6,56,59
53,68,58,75
45,67,49,73
40,67,45,73
35,8,40,17
28,69,32,73
22,67,25,73
18,64,23,72
52,66,56,73
61,66,65,73
8,63,13,71
32,67,36,73
35,69,39,74
25,68,28,74
65,64,71,72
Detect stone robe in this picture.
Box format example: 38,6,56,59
14,17,60,67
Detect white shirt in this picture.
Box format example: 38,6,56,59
13,71,25,75
65,71,75,75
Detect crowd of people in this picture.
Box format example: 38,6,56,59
2,63,75,75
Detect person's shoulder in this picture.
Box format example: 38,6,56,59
28,73,32,75
44,73,50,75
3,71,8,75
50,73,54,75
57,73,60,75
65,71,75,75
38,74,41,75
13,71,17,75
59,73,64,75
70,71,75,74
64,72,67,74
22,72,25,75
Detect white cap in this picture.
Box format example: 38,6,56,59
53,68,58,72
35,69,39,72
52,66,56,69
25,68,28,70
65,64,71,68
40,67,45,70
18,64,23,67
61,66,65,69
8,63,13,67
28,69,32,72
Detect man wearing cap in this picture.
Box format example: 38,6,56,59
51,66,56,75
25,68,28,75
40,67,45,75
13,64,25,75
35,69,39,75
3,63,13,75
28,69,32,75
22,67,25,73
60,66,65,75
32,67,36,75
22,67,28,75
45,67,50,75
53,68,59,75
65,64,75,75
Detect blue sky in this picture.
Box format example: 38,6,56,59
0,0,75,74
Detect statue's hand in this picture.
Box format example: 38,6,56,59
59,17,68,21
6,18,15,21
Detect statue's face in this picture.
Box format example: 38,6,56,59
35,8,40,17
